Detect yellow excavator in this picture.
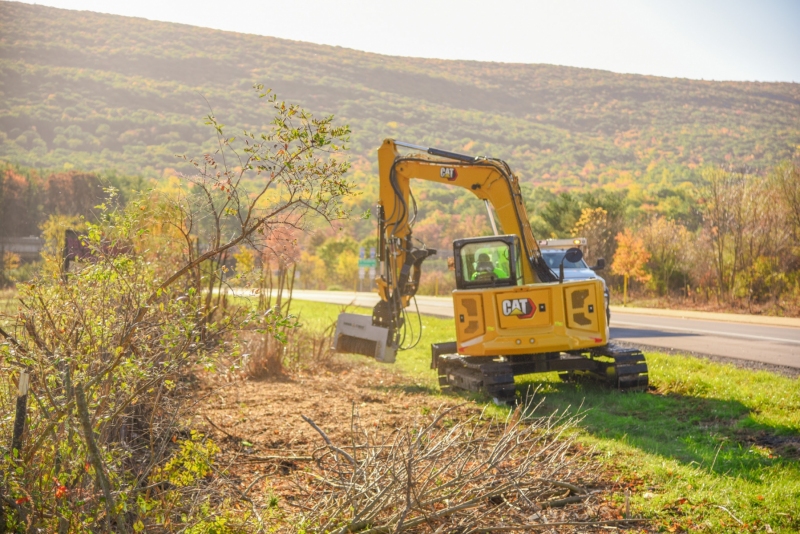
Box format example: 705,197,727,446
334,139,648,402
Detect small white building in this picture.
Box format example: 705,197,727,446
0,236,45,261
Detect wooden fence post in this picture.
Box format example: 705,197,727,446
2,370,30,532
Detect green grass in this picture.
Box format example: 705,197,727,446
288,299,800,532
522,357,800,533
0,288,18,329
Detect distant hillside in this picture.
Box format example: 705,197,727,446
1,1,798,189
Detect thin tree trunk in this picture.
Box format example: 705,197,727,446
275,262,285,311
214,249,228,316
75,384,126,533
623,274,628,306
284,263,297,316
267,261,273,310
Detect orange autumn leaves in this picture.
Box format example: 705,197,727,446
611,229,651,283
611,229,651,305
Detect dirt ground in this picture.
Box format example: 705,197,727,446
194,358,643,532
195,360,478,494
197,361,468,451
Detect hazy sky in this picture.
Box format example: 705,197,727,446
17,0,800,82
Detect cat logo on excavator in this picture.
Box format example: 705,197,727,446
440,167,458,181
501,298,535,319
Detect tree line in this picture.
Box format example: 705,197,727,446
297,161,800,314
3,158,798,314
541,162,800,312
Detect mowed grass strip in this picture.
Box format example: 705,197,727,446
286,298,800,532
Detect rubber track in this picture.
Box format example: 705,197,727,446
436,343,649,402
437,355,516,403
590,343,649,391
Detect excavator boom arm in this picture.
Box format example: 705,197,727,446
377,139,554,288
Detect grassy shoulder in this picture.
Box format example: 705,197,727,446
289,298,800,533
0,288,18,329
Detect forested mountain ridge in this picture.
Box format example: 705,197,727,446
1,0,798,188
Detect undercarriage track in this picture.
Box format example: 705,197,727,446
432,342,649,404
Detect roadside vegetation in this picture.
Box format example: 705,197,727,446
289,300,800,533
11,159,797,315
0,90,353,532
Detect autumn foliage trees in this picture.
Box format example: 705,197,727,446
638,217,691,295
698,166,798,306
601,162,799,311
2,1,799,190
3,157,799,313
0,167,113,285
283,160,800,313
611,229,651,306
0,168,108,238
5,160,799,313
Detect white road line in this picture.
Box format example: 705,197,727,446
612,320,800,345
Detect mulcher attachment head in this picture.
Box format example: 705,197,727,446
333,313,397,363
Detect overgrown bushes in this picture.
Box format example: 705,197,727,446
0,88,352,532
1,200,245,532
615,162,800,311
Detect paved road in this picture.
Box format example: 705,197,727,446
610,314,799,369
279,290,800,370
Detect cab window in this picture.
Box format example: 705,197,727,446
459,240,513,285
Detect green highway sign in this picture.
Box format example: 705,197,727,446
358,258,378,268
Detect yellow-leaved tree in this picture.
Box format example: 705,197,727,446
611,229,651,306
299,251,327,289
40,213,85,277
336,249,359,290
571,207,610,266
232,247,256,286
639,216,690,295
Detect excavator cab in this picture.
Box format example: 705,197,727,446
453,235,523,289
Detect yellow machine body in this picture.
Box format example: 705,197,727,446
453,280,608,356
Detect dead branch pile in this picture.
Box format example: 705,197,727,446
290,396,633,533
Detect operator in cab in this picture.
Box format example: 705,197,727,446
471,251,509,281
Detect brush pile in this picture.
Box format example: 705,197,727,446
285,395,633,533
